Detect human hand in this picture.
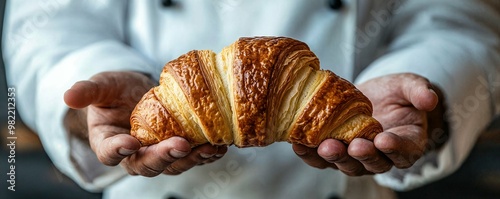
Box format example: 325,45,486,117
293,73,441,176
64,71,227,177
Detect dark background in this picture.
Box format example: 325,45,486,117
0,1,499,199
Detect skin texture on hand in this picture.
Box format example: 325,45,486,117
293,73,443,176
63,71,227,177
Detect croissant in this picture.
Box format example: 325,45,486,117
130,36,382,148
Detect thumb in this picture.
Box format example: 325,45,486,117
64,80,102,109
403,77,439,111
64,72,146,109
64,75,122,109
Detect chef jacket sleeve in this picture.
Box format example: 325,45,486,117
355,0,500,191
2,0,156,192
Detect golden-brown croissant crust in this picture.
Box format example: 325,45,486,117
130,37,382,148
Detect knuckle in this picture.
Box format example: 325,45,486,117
330,154,350,164
95,142,125,166
125,168,138,176
158,153,178,165
395,161,413,169
357,155,375,164
136,164,162,177
164,165,185,175
139,168,161,177
322,154,341,163
337,162,370,176
204,157,219,164
163,170,182,176
97,153,120,166
341,166,366,176
369,164,393,174
358,156,392,173
121,156,163,177
301,156,330,169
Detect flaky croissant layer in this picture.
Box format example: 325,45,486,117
130,37,382,148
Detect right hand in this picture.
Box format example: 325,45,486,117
292,73,440,175
64,71,228,177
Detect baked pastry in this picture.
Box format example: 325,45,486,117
130,36,382,148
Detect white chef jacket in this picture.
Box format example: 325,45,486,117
3,0,500,198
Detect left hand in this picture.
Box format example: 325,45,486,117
292,73,441,176
64,71,228,177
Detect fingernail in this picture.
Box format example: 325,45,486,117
215,153,224,158
428,88,437,95
170,149,189,158
200,153,214,159
118,148,136,156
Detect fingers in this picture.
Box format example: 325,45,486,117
121,137,228,177
162,144,227,175
296,139,396,175
374,130,426,168
294,140,377,176
89,126,142,166
403,76,438,111
202,145,228,165
293,143,337,169
317,139,373,176
347,138,392,173
123,137,191,176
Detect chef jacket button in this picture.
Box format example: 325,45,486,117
328,0,343,10
161,0,173,7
